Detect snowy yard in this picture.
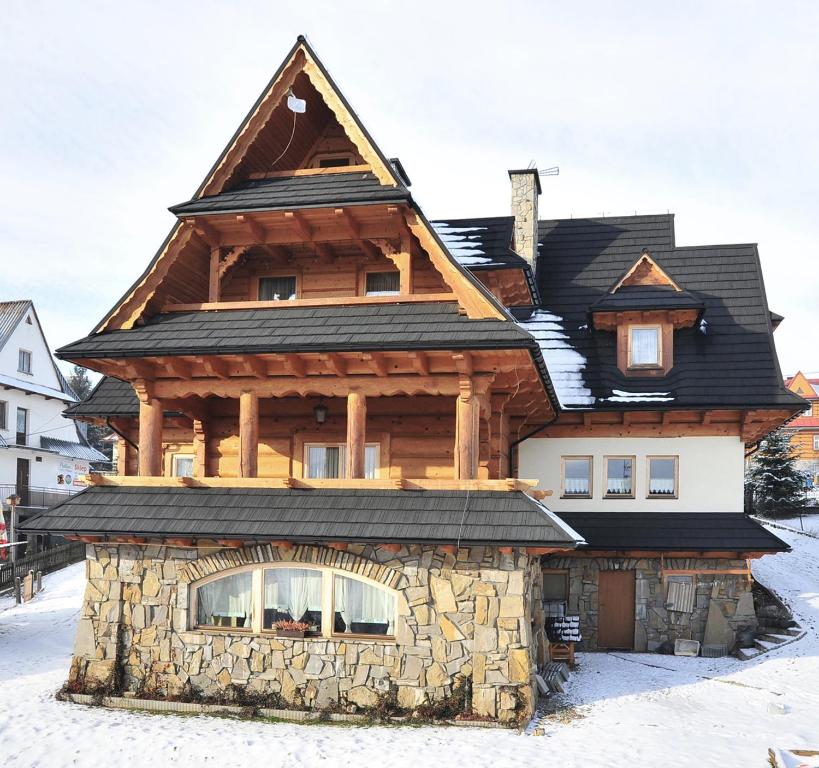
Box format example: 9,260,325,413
1,524,817,768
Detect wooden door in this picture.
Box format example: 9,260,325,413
598,570,635,649
16,458,30,506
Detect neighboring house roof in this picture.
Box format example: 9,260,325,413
512,214,804,411
20,486,584,547
557,512,789,552
39,436,107,462
588,285,704,314
57,303,535,359
431,217,528,270
0,372,75,403
785,416,819,429
0,300,31,349
64,376,139,418
169,172,410,216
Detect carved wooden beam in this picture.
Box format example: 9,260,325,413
202,358,230,379
284,211,312,241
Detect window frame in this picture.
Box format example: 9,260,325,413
256,273,299,302
16,407,28,445
172,453,195,478
646,455,679,499
0,400,7,431
542,568,569,618
362,270,401,297
18,348,32,375
627,324,662,369
190,563,398,640
560,455,593,499
813,435,819,452
603,455,636,499
302,441,381,479
309,152,356,169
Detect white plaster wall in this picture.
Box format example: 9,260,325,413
518,436,745,513
0,387,79,447
0,309,61,390
0,448,89,491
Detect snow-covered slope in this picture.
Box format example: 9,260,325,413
1,526,817,768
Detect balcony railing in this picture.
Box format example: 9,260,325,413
0,484,78,509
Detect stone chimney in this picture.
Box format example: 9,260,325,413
508,168,541,272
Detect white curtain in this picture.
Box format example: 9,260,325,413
564,460,590,494
631,328,659,365
334,575,395,634
197,572,252,624
649,459,676,494
265,568,321,621
306,446,343,479
364,445,378,479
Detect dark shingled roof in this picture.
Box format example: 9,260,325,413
431,217,529,270
170,172,410,216
512,214,804,411
557,511,789,552
64,376,139,418
20,486,583,547
57,303,535,359
589,285,704,314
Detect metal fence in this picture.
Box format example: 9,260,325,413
0,542,86,593
0,484,77,509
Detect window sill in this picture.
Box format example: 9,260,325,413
191,626,396,643
603,494,635,499
646,494,678,500
560,494,591,500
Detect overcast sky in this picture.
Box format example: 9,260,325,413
2,1,817,377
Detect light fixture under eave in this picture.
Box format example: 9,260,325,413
287,89,306,113
313,403,328,425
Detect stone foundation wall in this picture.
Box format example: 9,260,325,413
70,542,545,722
544,555,757,651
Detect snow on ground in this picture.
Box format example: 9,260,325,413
1,525,818,767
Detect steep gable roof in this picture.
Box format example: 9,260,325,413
0,300,32,350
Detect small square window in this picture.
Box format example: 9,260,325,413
259,276,297,301
18,349,32,374
629,326,661,367
605,456,634,497
172,455,194,477
561,456,592,498
648,456,678,498
365,272,400,296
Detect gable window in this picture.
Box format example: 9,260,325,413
561,456,592,498
647,456,678,498
193,565,397,639
196,571,254,628
304,443,379,479
813,435,819,451
16,407,28,446
0,401,6,430
18,349,32,374
628,326,661,368
605,456,635,497
542,569,569,617
172,454,194,478
259,275,297,301
365,271,400,296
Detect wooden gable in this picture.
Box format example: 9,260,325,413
611,250,681,292
787,371,817,399
95,37,505,333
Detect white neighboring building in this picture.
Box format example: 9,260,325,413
0,300,106,512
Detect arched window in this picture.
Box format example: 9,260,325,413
192,564,397,638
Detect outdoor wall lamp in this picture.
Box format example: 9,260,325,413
313,403,328,425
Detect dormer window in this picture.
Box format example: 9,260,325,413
628,325,661,368
259,276,297,301
365,271,400,297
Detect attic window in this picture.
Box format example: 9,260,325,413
25,316,32,325
259,276,297,301
365,272,400,296
311,153,355,169
628,326,661,368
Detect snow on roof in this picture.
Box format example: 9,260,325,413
604,389,675,403
516,309,594,408
0,372,76,402
431,223,496,266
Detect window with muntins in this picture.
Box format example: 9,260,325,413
605,456,635,497
18,349,32,374
365,271,400,296
258,276,297,301
304,443,378,479
561,456,592,498
193,565,397,638
647,456,678,498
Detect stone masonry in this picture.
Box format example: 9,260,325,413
69,542,547,723
509,169,539,269
544,555,757,651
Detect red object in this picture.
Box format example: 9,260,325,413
0,520,7,561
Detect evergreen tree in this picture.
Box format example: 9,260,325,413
745,429,807,517
66,365,113,464
66,365,92,400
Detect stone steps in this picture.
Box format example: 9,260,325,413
736,647,762,661
757,633,795,645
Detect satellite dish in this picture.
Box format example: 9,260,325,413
287,90,306,114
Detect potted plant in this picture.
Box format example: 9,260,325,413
272,619,311,638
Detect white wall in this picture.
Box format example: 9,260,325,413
518,436,746,513
0,308,61,390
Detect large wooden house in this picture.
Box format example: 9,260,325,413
24,37,804,722
783,371,819,486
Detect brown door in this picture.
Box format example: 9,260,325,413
598,570,636,649
16,458,30,507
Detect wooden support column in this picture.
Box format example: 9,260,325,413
346,390,367,478
239,391,259,478
136,385,163,477
455,379,480,480
192,418,208,477
208,247,221,303
116,437,132,476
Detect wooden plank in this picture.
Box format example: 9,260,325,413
346,391,367,479
161,293,458,312
248,164,372,180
